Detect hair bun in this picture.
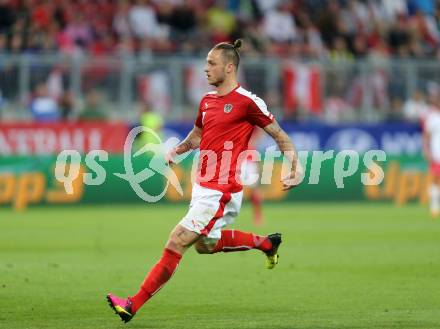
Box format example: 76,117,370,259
233,39,242,50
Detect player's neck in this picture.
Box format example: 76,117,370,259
215,80,239,96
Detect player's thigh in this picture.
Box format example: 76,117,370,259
179,184,223,236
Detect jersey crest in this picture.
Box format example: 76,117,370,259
224,103,233,113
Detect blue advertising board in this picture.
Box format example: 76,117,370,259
164,122,422,156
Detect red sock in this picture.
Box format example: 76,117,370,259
131,248,182,313
211,230,272,253
251,191,263,225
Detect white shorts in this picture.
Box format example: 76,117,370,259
179,183,243,240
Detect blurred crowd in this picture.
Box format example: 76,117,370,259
0,0,439,59
1,0,440,123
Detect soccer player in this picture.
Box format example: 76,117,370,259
423,97,440,217
107,39,299,323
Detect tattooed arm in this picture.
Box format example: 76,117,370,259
166,126,202,163
263,120,300,190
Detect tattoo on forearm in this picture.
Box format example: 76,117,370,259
176,140,194,153
175,127,201,154
264,121,298,164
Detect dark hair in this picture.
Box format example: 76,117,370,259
212,39,242,68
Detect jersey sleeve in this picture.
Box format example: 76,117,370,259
194,98,204,128
246,94,274,128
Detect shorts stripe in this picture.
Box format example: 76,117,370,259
200,192,232,236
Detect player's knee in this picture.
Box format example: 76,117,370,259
194,243,210,254
194,239,215,254
165,237,187,253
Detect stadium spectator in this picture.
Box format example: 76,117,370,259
0,0,438,59
31,0,54,30
9,32,24,53
0,33,7,53
352,33,369,57
58,90,74,120
0,0,14,33
0,0,440,123
388,15,411,54
129,0,160,40
317,0,341,48
298,11,325,58
78,90,106,121
139,102,163,145
204,0,237,44
255,0,280,13
329,36,354,62
30,83,60,122
64,13,92,50
402,89,430,121
408,0,436,15
53,0,70,30
113,0,132,39
238,20,267,55
167,3,198,44
262,1,297,44
227,0,262,23
381,0,408,22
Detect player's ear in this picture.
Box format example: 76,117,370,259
226,62,234,74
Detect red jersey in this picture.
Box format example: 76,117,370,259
194,84,274,193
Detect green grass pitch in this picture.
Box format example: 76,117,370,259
1,203,439,329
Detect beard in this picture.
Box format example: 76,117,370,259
208,73,225,87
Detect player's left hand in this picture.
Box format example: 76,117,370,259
280,162,304,191
165,148,178,165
